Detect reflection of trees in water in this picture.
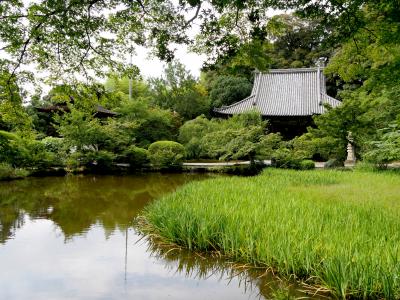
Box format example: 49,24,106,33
0,173,210,243
143,236,329,300
0,207,25,244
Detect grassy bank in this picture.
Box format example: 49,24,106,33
139,169,400,299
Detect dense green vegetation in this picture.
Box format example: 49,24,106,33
140,169,400,298
1,1,400,298
148,141,186,170
1,1,399,175
0,163,29,181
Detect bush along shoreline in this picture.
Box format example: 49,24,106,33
0,163,30,181
137,169,400,299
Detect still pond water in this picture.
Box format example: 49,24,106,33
0,173,324,300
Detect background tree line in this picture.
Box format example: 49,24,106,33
0,0,399,177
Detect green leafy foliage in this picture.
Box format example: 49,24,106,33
148,141,186,169
122,146,150,169
299,160,315,170
0,72,34,134
311,4,400,162
0,130,28,167
117,99,180,147
209,75,252,108
56,108,106,152
257,133,284,159
363,125,400,167
179,111,266,161
0,163,29,181
291,133,343,162
105,76,151,101
85,150,116,171
150,61,210,121
0,130,63,169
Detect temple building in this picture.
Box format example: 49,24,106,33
214,66,341,138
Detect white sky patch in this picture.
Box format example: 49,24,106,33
124,44,206,80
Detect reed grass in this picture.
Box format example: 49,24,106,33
140,169,400,299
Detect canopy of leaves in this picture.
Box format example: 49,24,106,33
0,72,33,134
3,0,396,88
209,75,252,108
149,61,210,121
309,3,400,160
179,111,266,160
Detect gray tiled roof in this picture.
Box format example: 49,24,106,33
95,104,117,116
214,67,341,117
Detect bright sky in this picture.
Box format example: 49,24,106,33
134,46,206,79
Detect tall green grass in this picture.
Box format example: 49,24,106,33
140,169,400,299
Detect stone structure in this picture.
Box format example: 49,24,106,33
344,132,356,167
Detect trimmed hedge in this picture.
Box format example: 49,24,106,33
148,141,185,169
123,146,149,169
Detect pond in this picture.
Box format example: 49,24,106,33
0,174,325,300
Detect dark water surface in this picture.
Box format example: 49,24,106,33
0,174,324,300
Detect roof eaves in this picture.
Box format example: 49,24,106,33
213,95,255,113
320,93,341,107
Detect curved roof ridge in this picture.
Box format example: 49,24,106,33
265,67,322,74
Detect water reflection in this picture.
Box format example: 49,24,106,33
144,236,329,300
0,173,207,243
0,174,328,299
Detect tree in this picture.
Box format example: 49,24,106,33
0,72,33,134
150,61,210,120
308,4,400,160
179,111,267,161
117,98,180,147
208,75,252,108
3,0,394,87
105,76,151,101
56,108,107,152
265,14,333,69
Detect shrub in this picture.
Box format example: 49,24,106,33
272,148,303,169
257,133,283,159
0,163,29,180
179,111,266,161
292,133,343,161
123,146,149,169
0,130,26,166
299,159,315,170
65,150,115,172
0,131,64,169
148,141,186,169
325,158,343,168
65,151,84,171
85,150,116,171
178,115,210,159
41,137,65,153
40,137,66,167
22,139,60,169
363,126,400,167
